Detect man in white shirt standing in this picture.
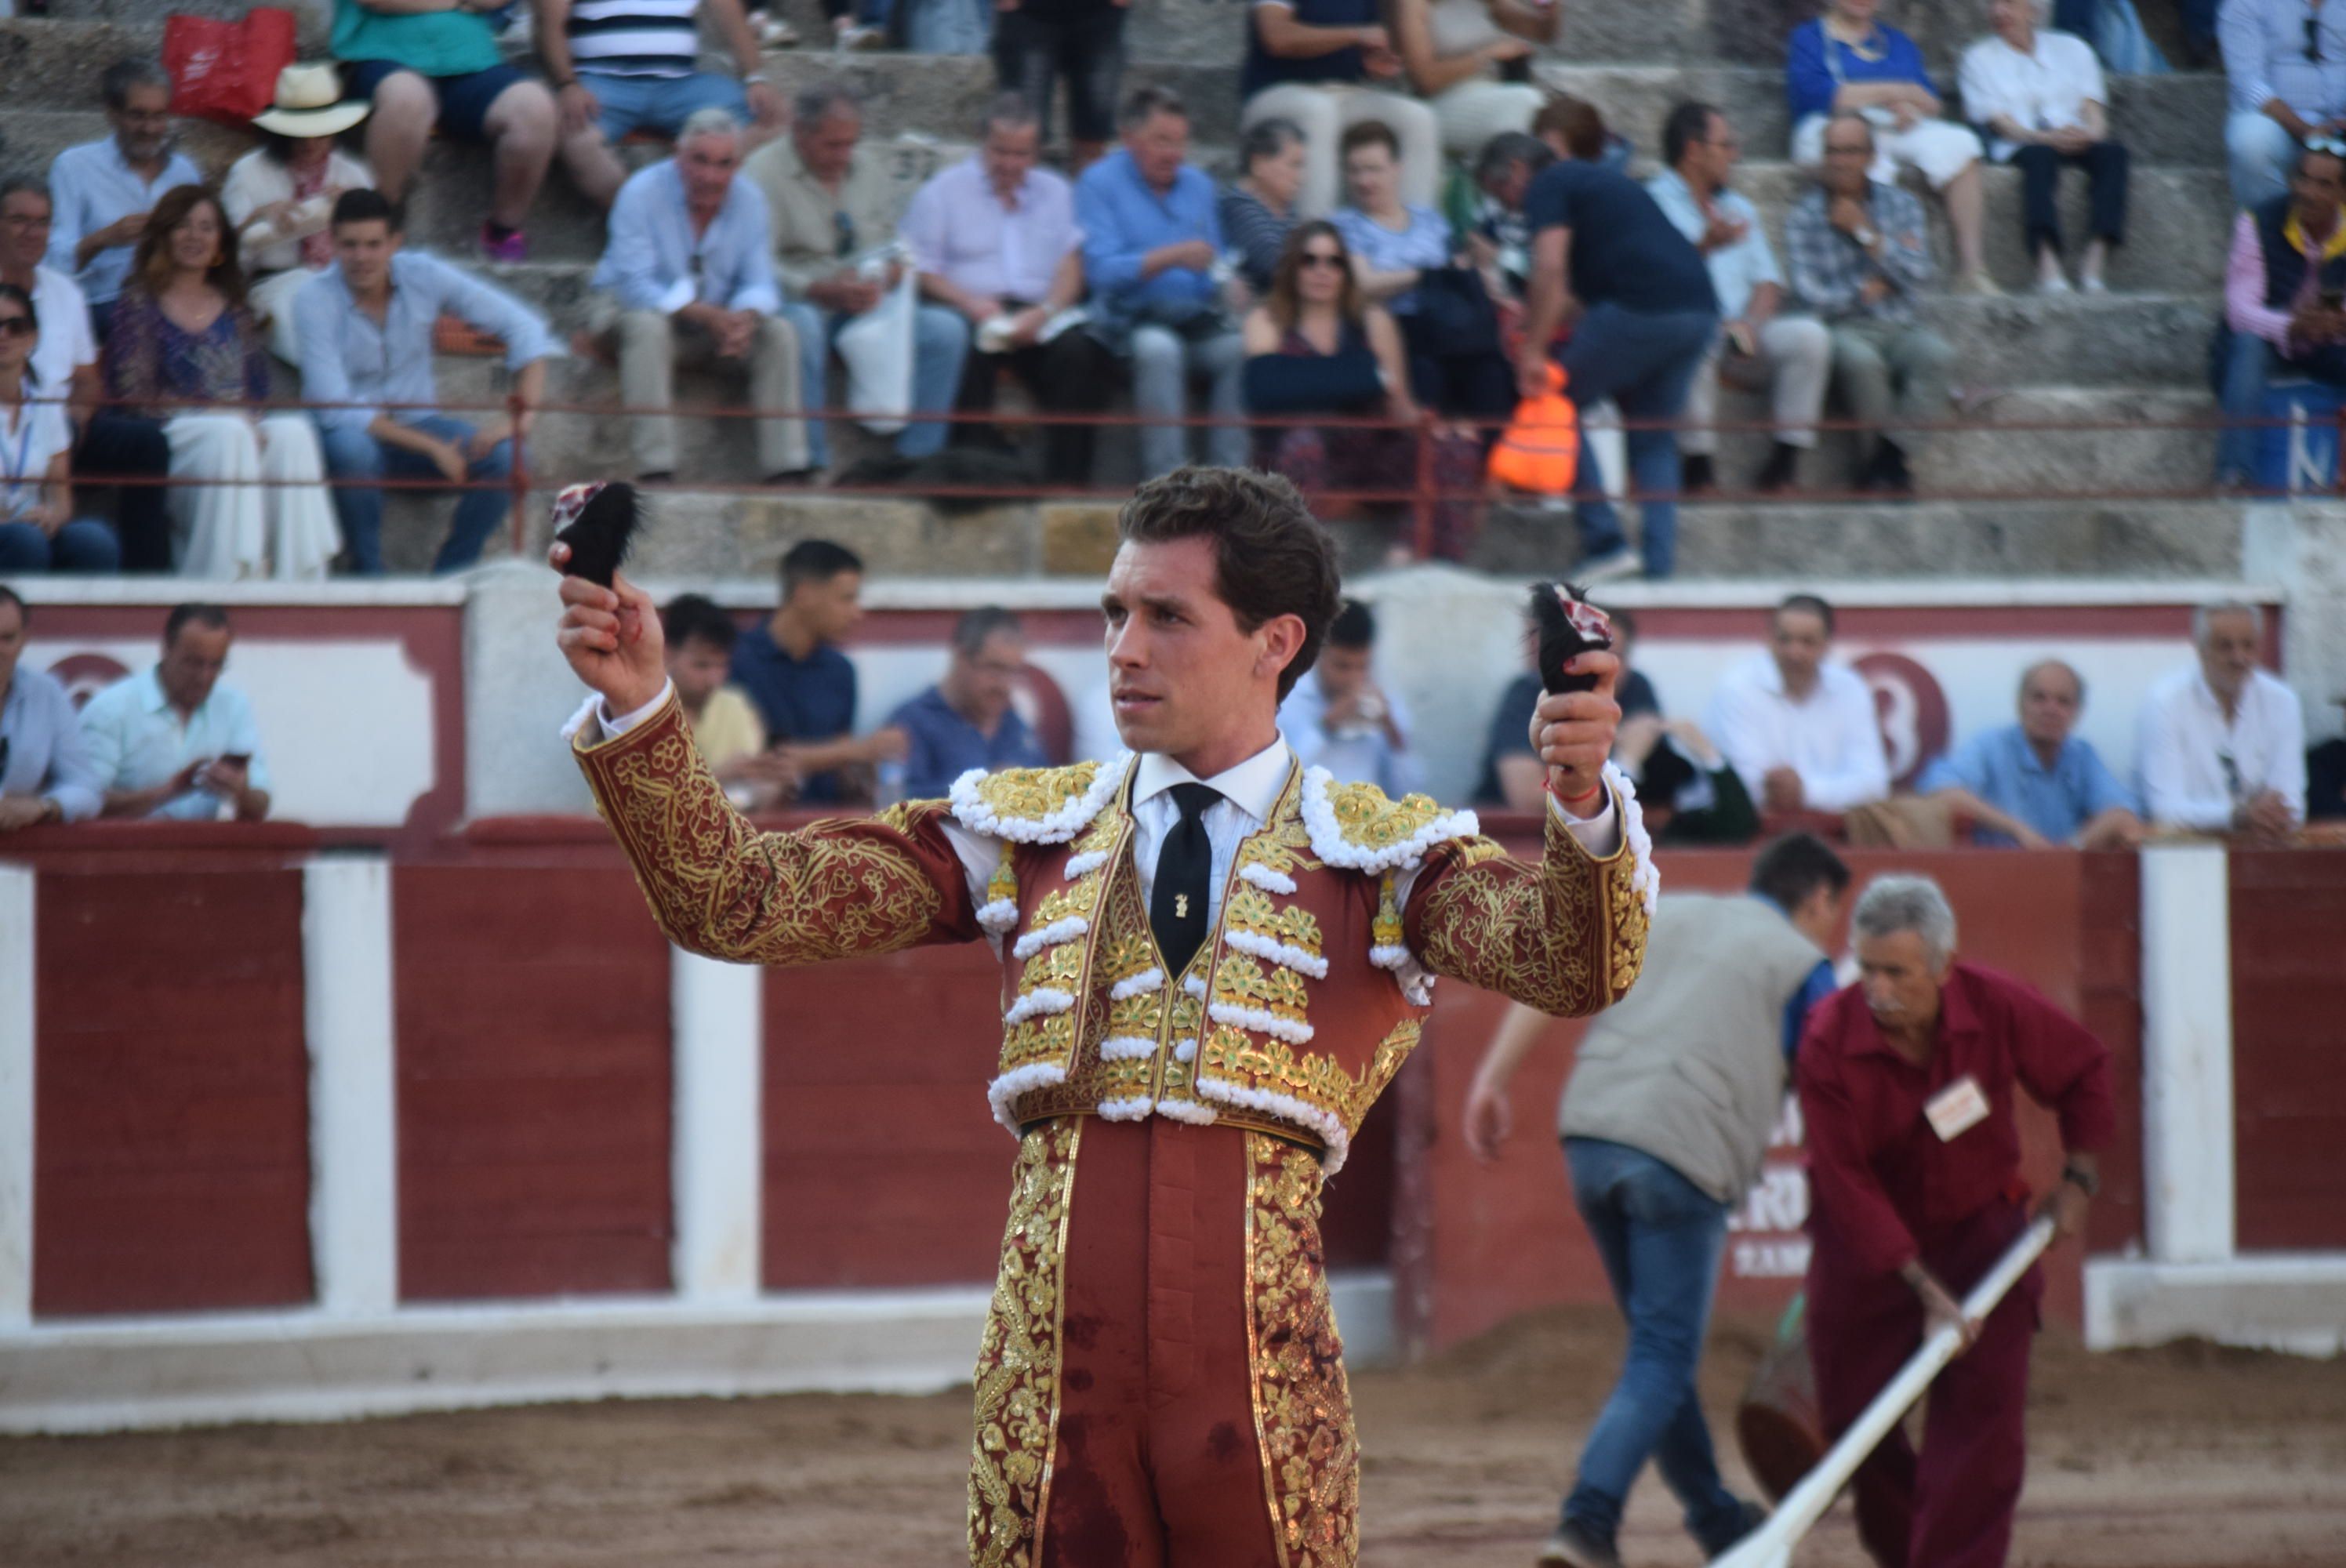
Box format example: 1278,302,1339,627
2136,600,2305,839
1647,101,1831,496
78,602,272,822
1705,592,1890,815
906,93,1115,485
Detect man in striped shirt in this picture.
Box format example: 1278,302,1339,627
539,0,787,208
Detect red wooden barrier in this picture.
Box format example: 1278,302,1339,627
2228,848,2346,1251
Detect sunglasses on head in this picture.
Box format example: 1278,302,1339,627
0,316,34,336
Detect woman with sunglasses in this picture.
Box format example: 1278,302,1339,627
103,187,339,579
0,285,119,572
1241,221,1482,559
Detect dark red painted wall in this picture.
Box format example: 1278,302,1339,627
33,867,313,1316
392,866,673,1301
2229,848,2346,1251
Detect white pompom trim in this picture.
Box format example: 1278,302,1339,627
1003,987,1077,1025
1062,850,1109,880
1193,1076,1350,1177
950,753,1135,844
1367,943,1412,971
1011,916,1090,960
1238,862,1297,895
1099,1035,1159,1061
1154,1098,1219,1125
975,898,1020,935
1603,760,1661,917
1208,1001,1314,1045
1182,974,1208,998
1172,1036,1198,1063
1399,972,1436,1007
985,1060,1067,1131
1223,927,1330,979
1095,1094,1156,1121
1107,967,1165,1000
1300,766,1480,875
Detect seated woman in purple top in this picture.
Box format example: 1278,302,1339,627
1331,119,1513,430
1240,220,1483,560
104,187,338,579
1786,0,1994,292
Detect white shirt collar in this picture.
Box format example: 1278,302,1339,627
1131,735,1295,825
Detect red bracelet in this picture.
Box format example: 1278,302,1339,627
1551,778,1603,807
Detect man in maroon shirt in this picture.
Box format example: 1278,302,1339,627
1798,873,2112,1568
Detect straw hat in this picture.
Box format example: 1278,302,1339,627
252,64,371,138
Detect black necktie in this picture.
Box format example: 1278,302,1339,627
1150,782,1218,976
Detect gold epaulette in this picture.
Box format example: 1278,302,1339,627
948,753,1135,844
1298,766,1483,876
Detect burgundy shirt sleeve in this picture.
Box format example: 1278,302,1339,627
1798,1004,1921,1279
2000,974,2117,1153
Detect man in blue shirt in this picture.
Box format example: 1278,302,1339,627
296,191,554,575
45,59,202,340
589,108,806,484
0,586,101,829
1919,659,2144,849
887,606,1049,799
730,538,904,804
1076,85,1248,477
78,603,272,822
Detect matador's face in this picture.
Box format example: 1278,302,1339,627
1100,537,1284,764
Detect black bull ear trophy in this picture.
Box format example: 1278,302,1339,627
1531,581,1614,695
550,481,648,588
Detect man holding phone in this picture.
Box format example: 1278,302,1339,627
2217,140,2346,488
78,601,271,822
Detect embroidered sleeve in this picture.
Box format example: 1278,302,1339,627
576,691,981,965
1403,786,1649,1017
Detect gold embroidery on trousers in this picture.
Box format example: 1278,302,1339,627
1244,1132,1358,1567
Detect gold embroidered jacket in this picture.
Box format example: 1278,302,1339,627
576,694,1656,1171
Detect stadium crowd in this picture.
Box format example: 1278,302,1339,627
0,0,2275,583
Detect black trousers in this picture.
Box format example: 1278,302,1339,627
953,308,1120,483
76,411,173,574
2010,140,2129,258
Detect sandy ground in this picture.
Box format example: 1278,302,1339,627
4,1306,2343,1567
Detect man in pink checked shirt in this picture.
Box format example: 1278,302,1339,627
2217,139,2346,488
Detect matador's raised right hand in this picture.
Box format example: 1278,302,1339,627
553,540,667,716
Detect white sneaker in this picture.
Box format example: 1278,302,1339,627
833,19,884,49
2079,274,2108,295
2036,271,2072,296
1578,546,1644,583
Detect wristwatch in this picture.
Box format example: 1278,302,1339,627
2061,1163,2100,1197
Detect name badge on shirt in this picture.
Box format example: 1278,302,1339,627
1923,1074,1990,1142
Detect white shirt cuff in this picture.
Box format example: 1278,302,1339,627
1549,787,1621,858
559,679,675,744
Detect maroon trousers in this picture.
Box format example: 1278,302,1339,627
1807,1199,2043,1568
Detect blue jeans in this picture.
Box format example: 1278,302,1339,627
1561,1137,1747,1556
782,299,970,468
583,70,748,141
1556,303,1717,578
318,414,514,575
0,517,120,572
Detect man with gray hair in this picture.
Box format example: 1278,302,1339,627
2136,601,2306,839
590,107,808,483
1799,871,2113,1568
884,604,1049,797
45,58,202,339
1919,659,2143,850
746,83,970,471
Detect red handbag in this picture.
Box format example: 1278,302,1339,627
162,8,299,125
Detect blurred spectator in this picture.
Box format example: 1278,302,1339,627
1787,0,1995,294
1276,597,1422,795
1335,121,1513,430
296,191,552,575
661,590,804,809
1238,0,1436,218
1649,101,1830,495
0,285,118,572
1919,659,2144,849
589,110,808,485
5,173,174,574
887,606,1048,798
1519,96,1719,581
1477,605,1661,809
2137,601,2306,839
1077,86,1248,475
1614,708,1761,843
1704,592,1891,816
992,0,1127,172
79,601,271,821
0,586,102,827
1222,118,1308,296
107,188,340,581
1443,129,1552,303
224,67,377,363
333,0,559,260
1391,0,1556,160
906,94,1113,485
2308,708,2346,819
539,0,787,209
2217,142,2346,491
1959,0,2128,295
46,59,203,340
1785,113,1956,498
1240,223,1480,560
748,84,966,471
730,539,906,804
2219,0,2346,209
